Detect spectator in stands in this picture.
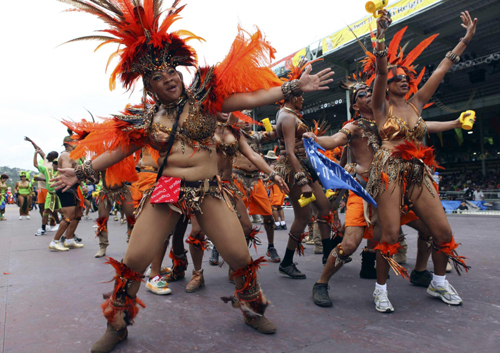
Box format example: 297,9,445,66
473,187,484,201
457,201,468,211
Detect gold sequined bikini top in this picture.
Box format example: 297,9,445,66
149,97,216,153
379,102,427,144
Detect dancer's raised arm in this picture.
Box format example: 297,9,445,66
412,11,477,112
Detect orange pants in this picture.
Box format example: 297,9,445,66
270,184,286,208
344,191,373,239
38,188,48,205
345,191,420,240
234,178,272,216
130,172,156,209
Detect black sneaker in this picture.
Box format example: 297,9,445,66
279,262,306,279
266,247,281,262
209,248,219,266
281,224,287,230
313,282,332,307
410,269,433,287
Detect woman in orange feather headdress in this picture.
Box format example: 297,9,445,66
365,10,477,313
50,1,334,351
272,58,339,279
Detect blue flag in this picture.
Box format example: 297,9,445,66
303,138,377,207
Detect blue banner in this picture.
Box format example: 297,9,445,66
303,138,377,206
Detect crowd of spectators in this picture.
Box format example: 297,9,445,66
438,169,500,200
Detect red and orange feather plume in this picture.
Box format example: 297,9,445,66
58,0,204,91
391,140,444,169
203,26,282,116
361,26,438,99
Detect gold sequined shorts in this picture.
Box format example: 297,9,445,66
366,148,436,214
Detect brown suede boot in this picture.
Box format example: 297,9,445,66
91,323,128,353
244,315,276,334
223,257,276,334
186,269,205,293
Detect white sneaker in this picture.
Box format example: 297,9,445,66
26,216,30,220
145,276,172,295
446,261,452,273
50,224,59,232
49,241,69,252
373,288,395,313
64,239,84,249
19,216,23,220
144,266,171,277
427,280,463,305
35,228,46,236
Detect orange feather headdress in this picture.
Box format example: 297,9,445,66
361,26,439,99
58,0,204,91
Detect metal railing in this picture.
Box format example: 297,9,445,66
440,190,500,201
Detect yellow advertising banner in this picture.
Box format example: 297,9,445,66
322,0,442,55
292,48,307,67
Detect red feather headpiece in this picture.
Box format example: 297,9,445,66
58,0,204,91
361,27,438,99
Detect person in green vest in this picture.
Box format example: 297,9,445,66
34,148,62,236
15,171,32,220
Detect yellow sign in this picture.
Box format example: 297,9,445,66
322,0,442,54
292,48,307,67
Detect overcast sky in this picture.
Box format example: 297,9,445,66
1,0,370,170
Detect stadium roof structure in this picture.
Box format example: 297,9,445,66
255,0,500,133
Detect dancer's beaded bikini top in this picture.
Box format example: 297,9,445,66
215,122,240,158
379,102,427,144
148,94,216,154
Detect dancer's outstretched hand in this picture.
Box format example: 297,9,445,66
50,168,78,192
461,11,477,41
273,174,290,194
299,65,334,93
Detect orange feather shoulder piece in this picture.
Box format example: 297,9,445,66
201,26,282,116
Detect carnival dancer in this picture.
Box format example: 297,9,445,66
274,59,337,279
305,76,450,307
265,150,287,230
231,113,288,262
364,10,476,312
51,1,333,351
0,174,9,221
185,112,289,292
33,148,62,236
49,137,85,251
15,171,32,220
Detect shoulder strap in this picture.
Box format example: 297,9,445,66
388,105,393,117
156,100,188,182
407,102,420,117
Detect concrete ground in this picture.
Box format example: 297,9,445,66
0,204,499,353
